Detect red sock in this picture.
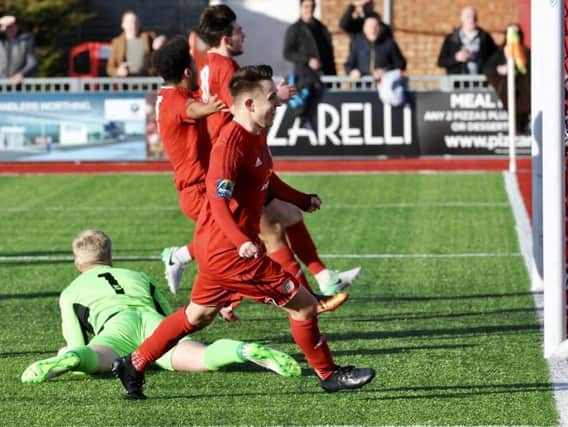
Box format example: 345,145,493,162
286,221,326,276
187,243,194,259
289,316,335,380
132,306,197,371
269,245,313,292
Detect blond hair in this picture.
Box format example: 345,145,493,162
72,230,112,266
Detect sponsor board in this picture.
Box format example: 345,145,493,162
0,93,146,161
415,91,531,156
267,91,418,156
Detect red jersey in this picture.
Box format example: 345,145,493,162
199,52,240,145
188,31,209,72
156,86,210,191
193,120,311,276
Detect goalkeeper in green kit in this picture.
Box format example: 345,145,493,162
21,229,300,384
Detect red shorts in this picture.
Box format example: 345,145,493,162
178,183,206,222
191,255,299,307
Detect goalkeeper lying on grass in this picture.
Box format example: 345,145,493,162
21,229,300,383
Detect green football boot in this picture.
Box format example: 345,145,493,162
240,343,301,378
21,352,80,384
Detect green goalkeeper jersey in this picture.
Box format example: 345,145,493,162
59,265,172,348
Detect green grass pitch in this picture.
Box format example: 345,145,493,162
0,172,558,426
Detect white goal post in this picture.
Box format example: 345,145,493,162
533,0,568,358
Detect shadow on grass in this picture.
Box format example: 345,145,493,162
349,291,541,303
0,350,55,358
262,323,540,344
282,343,478,366
0,250,70,257
153,382,566,401
323,307,537,323
324,343,477,358
0,250,157,266
0,291,59,300
357,382,566,401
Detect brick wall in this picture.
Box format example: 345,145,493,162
320,0,518,76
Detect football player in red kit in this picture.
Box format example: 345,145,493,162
163,5,360,321
154,36,347,317
153,36,225,278
112,64,375,400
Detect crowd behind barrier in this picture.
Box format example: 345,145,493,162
0,75,489,93
0,73,529,162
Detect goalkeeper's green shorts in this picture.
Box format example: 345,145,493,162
90,309,190,371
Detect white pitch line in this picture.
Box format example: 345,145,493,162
0,252,522,263
322,253,521,259
503,171,568,427
0,202,509,213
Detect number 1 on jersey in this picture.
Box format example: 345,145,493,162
98,272,125,294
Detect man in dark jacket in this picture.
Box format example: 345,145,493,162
344,13,406,80
483,24,531,133
437,6,497,75
0,15,37,83
283,0,336,124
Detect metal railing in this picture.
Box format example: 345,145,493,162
0,74,489,94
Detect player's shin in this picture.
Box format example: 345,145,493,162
132,306,198,371
203,338,246,370
269,245,313,292
288,315,335,380
285,220,326,276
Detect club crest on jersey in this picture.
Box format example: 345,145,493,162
282,281,295,294
216,179,234,199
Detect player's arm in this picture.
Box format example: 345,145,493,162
59,289,87,348
268,173,321,213
140,272,173,316
186,94,228,119
206,139,251,252
153,286,172,315
216,65,237,108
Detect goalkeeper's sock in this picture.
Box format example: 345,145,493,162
132,306,197,371
68,345,99,374
269,245,313,292
289,316,335,380
203,339,301,377
285,221,326,276
203,339,246,370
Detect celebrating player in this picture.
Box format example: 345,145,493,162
163,5,361,319
21,229,300,385
112,65,375,400
153,35,346,318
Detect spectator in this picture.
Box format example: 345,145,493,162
483,24,531,133
107,11,155,77
0,15,38,83
344,13,406,80
283,0,336,124
437,6,497,75
339,0,391,40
